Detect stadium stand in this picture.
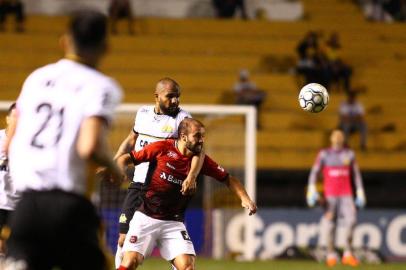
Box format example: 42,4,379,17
0,0,405,171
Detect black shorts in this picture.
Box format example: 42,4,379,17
119,182,145,234
7,190,107,270
0,209,11,233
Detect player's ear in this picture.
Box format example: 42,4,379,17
180,132,187,142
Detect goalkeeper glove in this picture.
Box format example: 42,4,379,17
306,184,319,207
355,188,366,208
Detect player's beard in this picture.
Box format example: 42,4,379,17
186,140,203,154
159,99,179,116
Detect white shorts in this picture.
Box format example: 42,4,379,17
123,211,196,261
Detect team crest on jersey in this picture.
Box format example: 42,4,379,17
167,151,178,159
129,235,138,243
161,125,174,133
341,153,351,165
119,214,127,224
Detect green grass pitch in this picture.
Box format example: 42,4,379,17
137,258,406,270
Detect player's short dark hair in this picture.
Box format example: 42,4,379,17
178,118,204,136
68,9,107,53
7,102,16,115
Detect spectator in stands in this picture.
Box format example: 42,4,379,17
212,0,248,19
356,0,406,22
0,0,25,32
233,69,266,128
108,0,134,34
338,91,368,150
324,32,353,93
296,31,332,89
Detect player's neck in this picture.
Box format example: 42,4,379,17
154,106,163,115
65,53,98,68
175,140,193,157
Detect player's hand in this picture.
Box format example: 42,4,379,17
95,166,110,181
180,176,197,196
242,199,257,215
355,188,366,208
306,184,319,207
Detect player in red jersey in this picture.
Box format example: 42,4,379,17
116,118,257,270
307,129,366,267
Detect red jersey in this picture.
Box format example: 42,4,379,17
130,139,228,221
308,148,363,197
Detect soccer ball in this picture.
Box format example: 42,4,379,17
298,83,329,113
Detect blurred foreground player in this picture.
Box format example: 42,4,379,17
116,118,257,270
307,129,366,267
3,9,123,270
0,103,19,257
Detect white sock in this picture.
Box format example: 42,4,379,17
343,250,352,257
115,244,123,269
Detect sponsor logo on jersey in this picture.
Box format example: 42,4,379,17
166,162,176,170
181,230,191,241
119,214,127,224
327,168,350,177
217,165,225,172
160,171,183,185
129,235,138,244
161,125,174,133
167,151,178,159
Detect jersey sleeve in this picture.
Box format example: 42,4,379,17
201,155,229,182
308,150,324,185
133,106,149,133
178,109,192,120
350,151,364,191
82,79,122,125
129,140,165,165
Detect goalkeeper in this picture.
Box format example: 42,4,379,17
306,129,366,267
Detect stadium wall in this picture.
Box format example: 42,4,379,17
212,208,406,262
23,0,303,20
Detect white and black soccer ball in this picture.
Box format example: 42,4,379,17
298,83,329,113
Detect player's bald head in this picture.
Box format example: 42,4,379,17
155,77,180,95
178,118,204,136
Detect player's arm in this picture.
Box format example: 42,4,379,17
116,141,161,174
77,116,123,185
352,158,366,208
113,130,138,160
307,151,323,207
224,175,257,215
96,130,138,179
3,110,17,155
181,148,205,195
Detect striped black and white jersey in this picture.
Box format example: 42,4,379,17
9,59,122,195
132,105,191,183
0,129,19,210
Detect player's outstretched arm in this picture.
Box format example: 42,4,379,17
77,116,124,185
116,153,133,176
224,175,257,215
181,148,205,195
